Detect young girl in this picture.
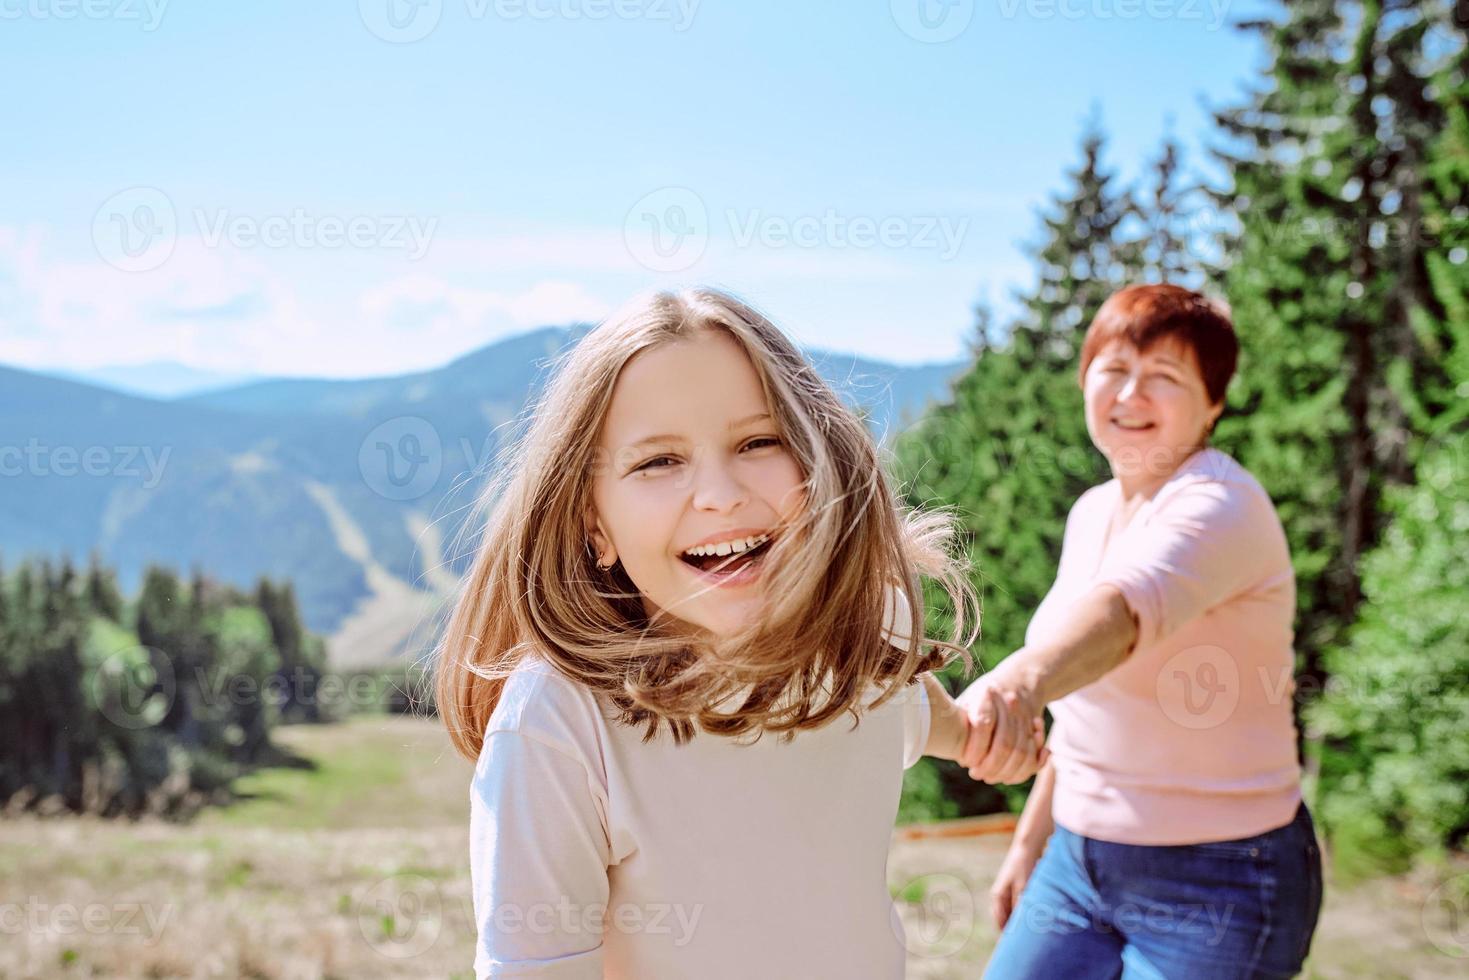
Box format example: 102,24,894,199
435,286,1003,979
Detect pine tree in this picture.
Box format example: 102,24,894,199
1136,129,1206,287
1021,113,1143,360
1306,10,1469,873
84,550,124,622
1210,0,1453,676
256,578,323,722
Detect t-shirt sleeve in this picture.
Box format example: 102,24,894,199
880,582,931,767
470,729,611,979
900,676,931,770
879,578,916,650
1094,481,1273,651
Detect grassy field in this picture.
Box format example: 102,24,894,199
1,715,1466,978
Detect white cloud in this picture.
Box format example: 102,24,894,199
0,225,618,379
357,274,610,340
0,216,996,379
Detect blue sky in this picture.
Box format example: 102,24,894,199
0,0,1268,378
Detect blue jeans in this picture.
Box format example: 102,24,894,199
984,802,1323,979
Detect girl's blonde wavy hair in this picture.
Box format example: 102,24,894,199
436,285,979,762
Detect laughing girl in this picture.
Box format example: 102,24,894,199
435,286,1015,979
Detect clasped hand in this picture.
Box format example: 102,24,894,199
955,665,1048,784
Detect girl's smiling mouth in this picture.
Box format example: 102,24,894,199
677,532,776,586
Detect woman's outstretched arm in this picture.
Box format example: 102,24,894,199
957,585,1136,783
1005,583,1138,706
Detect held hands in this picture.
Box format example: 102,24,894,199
955,663,1048,785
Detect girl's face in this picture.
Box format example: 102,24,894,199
1083,337,1223,483
588,330,807,637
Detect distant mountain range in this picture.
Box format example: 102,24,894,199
48,360,264,399
2,327,967,666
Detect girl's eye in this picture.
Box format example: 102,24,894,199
634,455,678,473
633,437,780,473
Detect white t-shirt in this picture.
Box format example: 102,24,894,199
469,654,931,979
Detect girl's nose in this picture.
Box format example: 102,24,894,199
691,457,749,513
1116,373,1144,403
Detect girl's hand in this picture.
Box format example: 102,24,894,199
990,838,1044,931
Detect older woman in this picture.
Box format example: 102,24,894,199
957,285,1323,978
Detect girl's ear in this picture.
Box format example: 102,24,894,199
585,513,616,567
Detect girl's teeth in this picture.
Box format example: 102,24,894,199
683,534,767,558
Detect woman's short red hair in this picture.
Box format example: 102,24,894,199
1078,284,1238,405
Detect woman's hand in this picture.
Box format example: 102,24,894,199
990,837,1044,931
919,675,1046,767
956,667,1048,783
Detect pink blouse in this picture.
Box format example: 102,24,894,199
1030,448,1303,845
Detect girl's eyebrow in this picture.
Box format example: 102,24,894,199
623,412,772,452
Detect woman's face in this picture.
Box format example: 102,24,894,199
588,330,807,638
1083,336,1223,484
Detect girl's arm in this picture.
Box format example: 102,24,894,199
921,673,971,761
470,730,610,977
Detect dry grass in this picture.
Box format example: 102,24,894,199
1,715,1465,978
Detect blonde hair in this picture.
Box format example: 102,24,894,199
435,285,978,762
